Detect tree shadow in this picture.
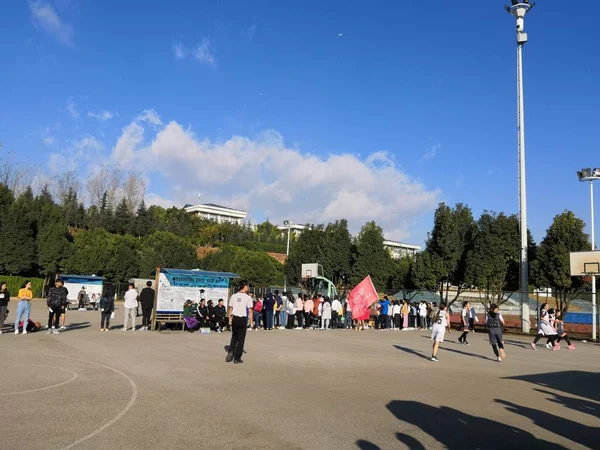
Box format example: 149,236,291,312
356,440,381,450
396,433,426,450
392,345,431,361
64,322,90,331
495,399,597,449
442,346,493,361
384,400,566,449
533,388,599,418
503,371,600,402
500,338,530,349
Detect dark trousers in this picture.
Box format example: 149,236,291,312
394,314,401,329
78,299,85,309
101,311,111,329
331,311,339,329
287,313,295,329
48,308,60,329
142,306,153,327
264,311,274,330
229,316,247,360
295,310,304,328
275,310,281,327
304,312,312,328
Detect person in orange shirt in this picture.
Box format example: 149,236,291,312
14,281,33,335
313,295,321,328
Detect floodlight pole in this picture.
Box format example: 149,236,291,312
507,2,533,333
591,180,597,341
284,221,292,292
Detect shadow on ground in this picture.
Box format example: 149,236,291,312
392,345,430,361
356,401,568,449
503,371,600,402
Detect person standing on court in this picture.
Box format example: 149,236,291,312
139,281,155,332
0,281,10,334
123,283,138,331
14,281,33,335
226,281,254,364
46,278,68,334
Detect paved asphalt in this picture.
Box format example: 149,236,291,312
0,301,598,450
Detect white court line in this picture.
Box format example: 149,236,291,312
4,350,138,450
0,364,78,396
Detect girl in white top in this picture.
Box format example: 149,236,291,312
531,303,558,350
286,295,296,329
419,301,428,330
321,301,332,329
554,309,575,350
392,302,401,330
431,303,449,362
458,301,471,345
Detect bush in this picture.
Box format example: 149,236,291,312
0,275,45,298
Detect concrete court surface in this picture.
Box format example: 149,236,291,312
0,301,598,450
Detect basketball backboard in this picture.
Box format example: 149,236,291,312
301,263,319,279
569,251,600,276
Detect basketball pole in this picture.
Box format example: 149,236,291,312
590,180,597,341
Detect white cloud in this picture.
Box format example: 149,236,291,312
173,38,216,67
173,43,186,60
43,136,56,146
29,0,74,46
136,109,162,126
88,110,115,121
146,192,175,208
193,38,216,66
48,135,105,175
109,113,440,240
422,143,441,160
66,98,79,118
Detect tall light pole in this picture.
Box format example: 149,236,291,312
577,168,599,341
506,0,535,333
283,220,293,292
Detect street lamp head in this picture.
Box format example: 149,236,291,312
577,168,600,182
283,220,290,226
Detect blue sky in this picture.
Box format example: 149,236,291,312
0,1,599,246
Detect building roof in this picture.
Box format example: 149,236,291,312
154,268,240,279
59,274,106,281
203,203,246,212
383,240,422,250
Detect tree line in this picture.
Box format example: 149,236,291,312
283,204,591,314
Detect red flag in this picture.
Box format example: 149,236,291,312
348,275,378,320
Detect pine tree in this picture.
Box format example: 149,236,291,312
0,201,36,274
62,187,80,227
113,198,134,235
135,200,152,237
37,221,73,276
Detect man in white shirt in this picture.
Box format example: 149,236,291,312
331,297,341,329
226,281,254,364
123,283,138,331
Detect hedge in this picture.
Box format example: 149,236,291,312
0,276,45,298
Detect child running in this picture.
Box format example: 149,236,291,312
554,309,575,350
531,303,559,350
486,304,506,362
431,303,449,362
458,301,471,345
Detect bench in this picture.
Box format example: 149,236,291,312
155,313,185,331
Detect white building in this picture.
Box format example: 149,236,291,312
383,240,421,259
184,203,246,225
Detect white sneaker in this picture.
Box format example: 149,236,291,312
545,343,552,349
14,329,19,335
52,329,60,334
22,330,27,335
122,328,128,331
60,326,66,330
497,357,502,362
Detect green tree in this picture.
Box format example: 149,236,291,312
87,205,101,229
0,200,36,275
284,225,327,286
37,221,73,276
424,203,476,306
323,220,353,290
351,221,393,290
141,231,197,270
107,234,141,282
64,228,113,276
113,198,134,235
62,187,81,228
134,200,152,237
231,248,283,287
466,212,520,309
533,210,590,314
